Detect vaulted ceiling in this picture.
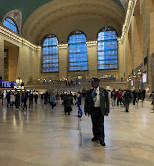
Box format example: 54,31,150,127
0,0,129,44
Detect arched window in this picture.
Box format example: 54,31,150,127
41,35,59,72
97,27,118,70
3,17,18,33
68,31,88,71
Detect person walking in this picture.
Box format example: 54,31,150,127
142,90,146,101
23,92,28,111
63,93,73,115
150,91,154,105
44,92,48,105
10,93,15,107
117,89,122,106
132,90,137,105
21,92,24,107
84,78,110,146
34,94,38,104
29,92,33,108
123,90,133,112
6,91,10,108
111,89,116,107
50,92,56,109
15,92,20,109
0,91,4,105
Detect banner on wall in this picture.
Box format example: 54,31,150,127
131,80,133,87
142,72,147,83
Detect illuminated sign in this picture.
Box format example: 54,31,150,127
1,81,18,88
142,72,147,83
100,75,116,80
131,80,133,86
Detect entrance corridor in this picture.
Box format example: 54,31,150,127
0,100,154,166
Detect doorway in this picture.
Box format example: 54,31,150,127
4,41,19,82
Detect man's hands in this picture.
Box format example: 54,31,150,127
85,112,108,116
105,112,109,116
85,112,90,117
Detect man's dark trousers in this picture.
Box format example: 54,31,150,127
91,107,104,142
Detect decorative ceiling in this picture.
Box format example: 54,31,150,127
0,0,128,26
0,0,129,44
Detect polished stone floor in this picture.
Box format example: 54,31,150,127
0,99,154,166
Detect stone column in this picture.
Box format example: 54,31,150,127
143,13,150,90
134,15,143,69
8,47,19,81
87,43,97,79
150,12,154,91
0,37,4,79
131,17,135,71
59,45,68,80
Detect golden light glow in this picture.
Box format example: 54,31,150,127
86,41,97,46
118,0,137,43
58,44,68,48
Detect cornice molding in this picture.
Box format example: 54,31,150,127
118,0,137,43
0,26,120,50
0,25,41,50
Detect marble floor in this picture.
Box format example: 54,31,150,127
0,99,154,166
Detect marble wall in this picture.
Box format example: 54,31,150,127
118,0,154,91
0,32,123,83
0,0,154,91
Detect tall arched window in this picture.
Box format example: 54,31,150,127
68,31,88,71
3,17,19,34
41,35,59,72
97,27,118,70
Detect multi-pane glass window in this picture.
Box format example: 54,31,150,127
41,35,59,72
68,31,88,71
3,17,18,33
97,27,118,69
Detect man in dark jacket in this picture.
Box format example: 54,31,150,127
123,90,133,112
15,92,20,109
6,92,10,108
84,78,110,146
132,90,137,105
63,93,73,115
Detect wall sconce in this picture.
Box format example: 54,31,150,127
16,78,22,85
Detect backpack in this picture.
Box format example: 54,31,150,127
112,91,115,96
124,91,132,102
78,109,83,118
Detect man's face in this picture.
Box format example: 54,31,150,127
91,82,99,88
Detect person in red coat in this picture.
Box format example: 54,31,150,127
117,89,122,106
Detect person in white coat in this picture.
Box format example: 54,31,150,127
10,93,15,107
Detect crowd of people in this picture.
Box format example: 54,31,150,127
40,91,82,116
110,89,146,112
0,91,39,111
0,79,153,147
0,88,151,114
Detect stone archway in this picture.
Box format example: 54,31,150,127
22,0,125,44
